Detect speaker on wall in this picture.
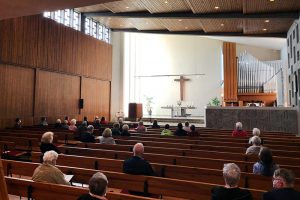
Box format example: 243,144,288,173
79,99,84,109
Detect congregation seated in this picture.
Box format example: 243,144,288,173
14,117,22,128
121,124,131,136
123,143,154,176
80,125,95,143
263,168,300,200
99,128,115,144
54,119,63,128
245,136,262,155
253,147,279,177
40,132,60,155
39,117,48,126
161,124,173,136
151,119,160,129
78,121,88,133
211,163,253,200
188,125,199,136
100,116,109,125
32,150,70,185
174,123,187,136
232,122,247,137
183,121,191,133
249,128,263,145
78,172,109,200
135,121,146,132
69,118,77,132
111,123,121,136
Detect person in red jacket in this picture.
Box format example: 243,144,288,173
232,122,248,137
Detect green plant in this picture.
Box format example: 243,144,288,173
209,97,220,106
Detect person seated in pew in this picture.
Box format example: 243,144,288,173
40,132,60,155
118,118,124,131
32,150,70,185
121,124,131,136
54,119,63,128
78,172,109,200
123,143,154,176
99,128,116,144
14,117,22,128
161,124,173,136
39,117,48,126
151,119,160,129
249,128,264,145
211,163,253,200
135,121,147,132
232,122,248,137
263,168,300,200
80,125,96,143
253,147,279,177
174,123,187,136
61,120,69,130
100,116,109,125
64,116,70,125
78,121,88,133
69,118,78,132
245,136,262,156
93,118,102,130
183,121,191,133
83,116,89,125
111,123,121,136
188,125,199,136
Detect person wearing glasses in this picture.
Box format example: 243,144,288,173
263,168,300,200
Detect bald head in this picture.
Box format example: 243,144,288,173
133,143,144,156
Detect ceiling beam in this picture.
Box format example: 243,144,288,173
84,11,299,19
111,28,287,38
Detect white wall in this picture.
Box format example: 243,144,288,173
122,33,222,117
110,32,124,121
237,44,280,61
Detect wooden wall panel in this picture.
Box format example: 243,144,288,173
223,42,237,103
0,64,34,127
0,15,112,81
34,70,81,124
81,77,110,121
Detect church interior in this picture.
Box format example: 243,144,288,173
0,0,300,199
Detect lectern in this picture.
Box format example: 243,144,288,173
128,103,143,121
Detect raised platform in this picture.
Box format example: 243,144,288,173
139,115,205,126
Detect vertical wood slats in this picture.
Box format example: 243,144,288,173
0,15,112,128
223,42,237,102
0,15,112,81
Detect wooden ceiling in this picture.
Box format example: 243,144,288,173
77,0,300,37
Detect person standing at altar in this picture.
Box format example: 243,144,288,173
232,122,248,137
174,123,187,136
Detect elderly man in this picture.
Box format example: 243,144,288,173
80,125,95,143
77,172,108,200
123,143,154,176
211,163,252,200
32,150,70,185
245,136,262,155
263,168,300,200
232,122,248,137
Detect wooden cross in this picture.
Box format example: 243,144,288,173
174,76,190,101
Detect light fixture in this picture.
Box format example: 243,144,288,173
221,23,224,26
263,28,267,31
265,19,270,23
214,6,220,9
269,0,275,2
178,19,182,22
185,27,188,29
125,6,129,9
165,0,168,3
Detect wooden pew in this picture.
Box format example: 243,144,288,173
75,142,300,166
0,136,39,151
5,176,156,200
3,160,266,200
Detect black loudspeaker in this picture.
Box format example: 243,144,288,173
79,99,84,109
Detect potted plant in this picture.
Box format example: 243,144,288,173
144,96,154,116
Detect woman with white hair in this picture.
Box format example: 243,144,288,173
211,163,253,200
121,124,131,136
232,122,248,137
249,128,264,145
40,132,60,154
77,172,108,200
69,119,77,131
32,150,70,185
